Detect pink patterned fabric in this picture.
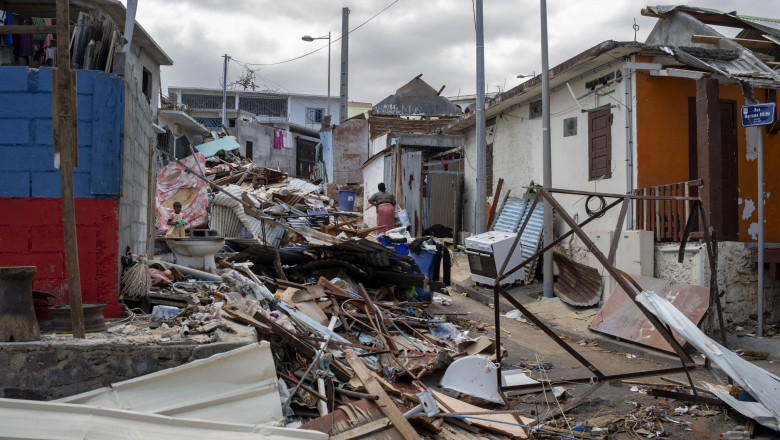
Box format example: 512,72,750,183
155,153,209,232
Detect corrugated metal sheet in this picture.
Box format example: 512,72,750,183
286,178,320,196
518,201,544,283
212,186,286,247
553,252,602,307
491,197,544,282
492,197,527,233
401,150,422,236
426,172,458,229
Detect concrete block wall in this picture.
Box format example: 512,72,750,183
0,66,125,317
118,72,155,257
234,120,296,174
333,118,369,184
0,341,251,400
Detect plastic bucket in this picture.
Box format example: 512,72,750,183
338,190,356,211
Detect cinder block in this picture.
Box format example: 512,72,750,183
0,119,31,145
0,252,64,278
30,171,94,198
76,70,96,95
0,146,55,172
0,66,29,92
0,171,31,197
77,94,93,122
30,225,64,252
76,225,98,251
33,119,53,145
37,67,53,92
0,93,52,118
0,226,29,252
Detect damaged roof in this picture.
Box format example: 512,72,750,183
447,6,780,133
373,75,462,117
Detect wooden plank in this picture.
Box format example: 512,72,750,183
431,390,529,439
0,25,57,34
343,349,420,440
486,178,503,230
331,417,393,440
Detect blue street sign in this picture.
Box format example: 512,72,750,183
741,103,776,127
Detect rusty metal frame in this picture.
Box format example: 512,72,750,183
492,186,715,403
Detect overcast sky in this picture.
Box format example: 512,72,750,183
127,1,779,104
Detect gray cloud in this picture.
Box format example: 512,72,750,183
129,0,779,103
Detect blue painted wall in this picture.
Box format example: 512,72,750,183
0,66,125,198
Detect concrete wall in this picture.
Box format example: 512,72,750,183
119,52,157,259
0,66,125,317
233,120,295,174
289,95,339,129
656,242,780,325
332,118,369,184
0,341,251,400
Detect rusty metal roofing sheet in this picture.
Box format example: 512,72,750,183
553,252,602,307
589,275,710,353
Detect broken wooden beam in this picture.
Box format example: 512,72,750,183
344,349,420,440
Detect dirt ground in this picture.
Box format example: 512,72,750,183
423,252,779,439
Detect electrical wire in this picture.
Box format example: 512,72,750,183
232,0,400,67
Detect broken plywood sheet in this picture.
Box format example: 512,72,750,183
57,342,284,427
431,390,531,439
0,397,327,440
589,275,709,353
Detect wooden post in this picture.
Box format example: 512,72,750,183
54,0,86,338
486,177,503,230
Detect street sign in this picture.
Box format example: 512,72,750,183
741,103,776,127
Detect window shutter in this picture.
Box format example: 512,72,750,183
588,107,612,180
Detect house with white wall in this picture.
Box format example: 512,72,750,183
446,5,780,327
166,87,335,176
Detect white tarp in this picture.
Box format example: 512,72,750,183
0,398,327,440
57,343,284,427
637,290,780,428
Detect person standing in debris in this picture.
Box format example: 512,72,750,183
368,183,396,233
166,202,187,238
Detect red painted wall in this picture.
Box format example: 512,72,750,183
0,198,121,317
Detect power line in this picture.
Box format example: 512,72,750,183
232,0,399,67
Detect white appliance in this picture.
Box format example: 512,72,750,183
465,231,526,285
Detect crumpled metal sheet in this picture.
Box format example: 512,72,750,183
57,343,286,427
212,185,286,246
553,252,602,307
637,290,780,427
285,178,320,196
0,397,327,439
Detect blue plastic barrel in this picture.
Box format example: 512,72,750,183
338,190,356,211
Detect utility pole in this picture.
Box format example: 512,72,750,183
222,54,229,128
55,0,86,338
540,0,554,298
474,0,487,234
339,7,349,123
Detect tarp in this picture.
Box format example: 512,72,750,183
58,343,285,427
195,136,241,157
637,290,780,428
155,152,209,231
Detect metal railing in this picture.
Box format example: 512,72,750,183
633,179,702,242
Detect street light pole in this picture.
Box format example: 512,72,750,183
302,33,332,119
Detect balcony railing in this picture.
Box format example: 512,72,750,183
633,179,702,242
